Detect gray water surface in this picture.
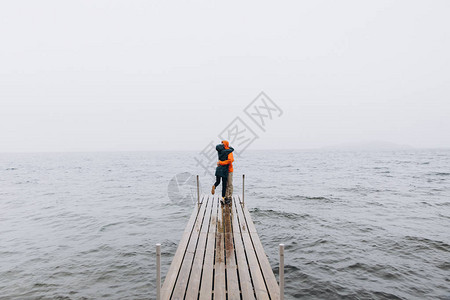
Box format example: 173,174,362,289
1,150,449,299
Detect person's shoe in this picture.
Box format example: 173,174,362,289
220,197,225,206
211,185,216,195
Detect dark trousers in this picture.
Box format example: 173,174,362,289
214,175,228,198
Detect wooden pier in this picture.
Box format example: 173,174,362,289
160,195,280,299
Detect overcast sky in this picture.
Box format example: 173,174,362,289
1,0,449,152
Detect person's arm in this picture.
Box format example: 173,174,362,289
222,147,233,154
219,152,234,165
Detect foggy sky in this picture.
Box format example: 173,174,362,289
1,0,449,152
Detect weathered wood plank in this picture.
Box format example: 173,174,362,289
235,197,270,300
185,196,213,299
171,196,208,299
238,197,257,233
199,196,218,299
161,196,204,299
224,202,240,299
240,196,280,299
214,197,226,300
232,196,255,300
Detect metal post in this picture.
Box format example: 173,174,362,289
279,243,284,300
156,243,161,300
196,175,200,207
242,174,245,205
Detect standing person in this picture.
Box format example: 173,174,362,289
218,140,234,205
211,143,234,205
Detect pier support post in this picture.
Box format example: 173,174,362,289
279,243,285,300
242,174,245,205
156,243,161,300
196,175,200,207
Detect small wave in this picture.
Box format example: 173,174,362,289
307,238,329,247
305,196,330,200
365,291,404,300
99,222,124,232
33,282,61,291
52,296,73,300
428,172,450,176
404,236,450,253
15,180,33,185
250,207,312,220
50,270,74,278
367,201,385,207
285,195,336,203
277,164,294,168
338,186,388,195
120,251,138,257
113,185,132,188
436,261,450,271
394,160,413,164
344,262,403,280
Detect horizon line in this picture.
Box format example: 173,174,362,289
1,146,450,154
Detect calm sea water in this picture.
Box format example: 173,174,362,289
0,150,449,299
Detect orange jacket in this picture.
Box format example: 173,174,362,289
219,140,234,172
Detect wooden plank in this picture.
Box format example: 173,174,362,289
240,196,280,299
161,196,204,299
214,196,226,300
224,201,241,299
185,196,213,298
239,197,257,233
235,197,270,300
232,196,255,300
171,196,209,299
199,196,218,299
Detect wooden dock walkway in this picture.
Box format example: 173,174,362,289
161,195,280,299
